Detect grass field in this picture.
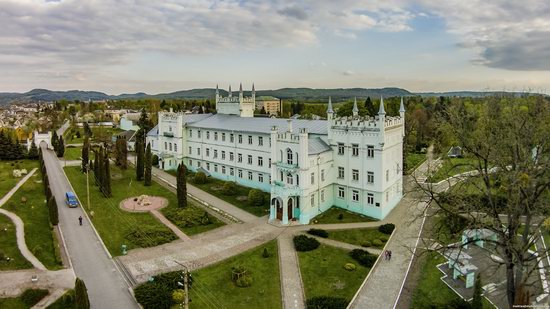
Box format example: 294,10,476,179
189,241,281,309
311,207,376,224
65,127,123,144
328,227,389,249
65,165,223,255
405,152,426,174
298,244,371,304
3,173,62,270
63,147,82,161
427,157,478,183
0,214,32,270
0,160,39,199
0,289,49,309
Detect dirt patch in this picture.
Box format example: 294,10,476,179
120,196,168,213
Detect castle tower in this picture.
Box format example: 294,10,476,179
326,96,334,121
228,85,232,98
378,96,386,146
215,84,219,109
352,97,359,117
399,97,406,138
252,83,256,101
239,83,243,102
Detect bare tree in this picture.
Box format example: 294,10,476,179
417,96,550,307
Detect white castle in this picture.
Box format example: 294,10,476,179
147,84,405,224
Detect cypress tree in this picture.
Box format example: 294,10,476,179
472,273,483,309
136,136,144,181
98,148,104,189
75,278,90,309
28,141,38,159
48,196,58,226
56,135,65,157
177,164,187,208
103,151,111,197
93,150,100,186
82,136,89,172
51,130,59,152
364,97,376,116
115,137,128,169
144,142,152,186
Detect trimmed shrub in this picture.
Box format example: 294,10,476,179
231,266,253,288
134,271,194,309
293,235,320,252
337,213,344,220
378,223,395,235
262,248,270,258
172,289,185,304
349,249,377,268
306,296,348,309
380,235,389,242
163,207,213,229
307,228,329,238
372,239,384,247
236,275,253,287
361,241,372,247
222,182,237,196
125,226,177,248
344,263,356,271
21,289,49,306
248,189,264,206
194,172,208,184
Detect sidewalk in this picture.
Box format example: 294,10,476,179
0,269,74,298
278,232,306,309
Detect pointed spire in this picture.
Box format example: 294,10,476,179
378,96,386,115
239,82,243,93
399,97,406,113
228,84,232,97
352,97,359,116
216,84,219,94
252,83,255,93
327,96,334,114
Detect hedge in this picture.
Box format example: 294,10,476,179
349,249,377,268
378,223,395,235
306,296,349,309
306,228,329,238
293,235,320,252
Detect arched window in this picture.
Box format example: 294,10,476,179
287,173,293,185
287,148,293,164
296,174,299,186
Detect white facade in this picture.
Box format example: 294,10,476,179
147,86,405,224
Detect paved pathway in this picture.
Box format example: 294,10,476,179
32,288,68,309
278,232,306,309
0,269,74,298
302,233,383,255
0,168,46,270
150,210,190,241
152,166,258,223
42,145,138,308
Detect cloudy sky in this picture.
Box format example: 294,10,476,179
1,0,549,94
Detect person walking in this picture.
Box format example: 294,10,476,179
384,250,388,260
388,250,392,260
78,216,83,226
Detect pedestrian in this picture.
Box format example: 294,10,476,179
388,250,392,260
78,216,83,226
384,250,388,260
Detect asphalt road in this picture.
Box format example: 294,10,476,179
41,144,138,308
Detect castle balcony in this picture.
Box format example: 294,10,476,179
163,132,174,137
276,161,298,172
272,182,302,197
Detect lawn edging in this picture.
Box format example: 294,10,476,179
347,226,397,307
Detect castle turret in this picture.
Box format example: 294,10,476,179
352,97,359,117
215,84,219,109
252,83,256,101
378,96,386,146
399,97,406,138
239,83,243,101
326,96,334,121
228,85,232,98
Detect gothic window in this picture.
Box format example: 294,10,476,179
287,173,293,185
286,148,293,164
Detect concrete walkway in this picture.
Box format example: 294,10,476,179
302,233,383,255
278,232,306,309
152,166,258,223
0,168,46,270
150,210,191,241
0,269,74,298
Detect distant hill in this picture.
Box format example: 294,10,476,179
0,87,542,105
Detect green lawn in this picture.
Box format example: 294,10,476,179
185,172,270,217
0,289,49,309
3,173,62,270
189,241,281,309
65,126,123,144
45,289,75,309
0,160,39,199
405,152,426,174
311,207,376,224
63,147,82,161
0,214,32,270
411,252,493,309
298,244,372,303
427,157,478,183
328,227,389,249
64,165,223,256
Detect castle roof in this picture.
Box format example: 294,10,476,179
308,137,331,154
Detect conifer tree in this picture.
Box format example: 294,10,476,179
48,196,59,226
56,135,65,157
115,137,128,169
75,278,90,309
93,150,100,186
144,142,152,186
51,130,59,152
82,136,89,172
136,136,144,181
177,163,187,208
28,141,39,159
472,273,483,309
364,97,376,116
103,151,111,197
98,148,104,189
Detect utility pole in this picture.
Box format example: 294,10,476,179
86,164,90,211
183,268,189,309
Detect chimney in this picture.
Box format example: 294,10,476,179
287,119,293,133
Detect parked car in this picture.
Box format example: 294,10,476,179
65,191,79,208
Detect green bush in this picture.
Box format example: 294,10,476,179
380,235,389,242
194,172,208,184
361,241,372,247
306,296,349,309
222,182,237,196
349,249,377,268
163,207,212,229
235,275,253,287
134,271,194,309
46,289,75,309
378,223,395,234
307,228,329,238
337,213,344,220
262,248,270,258
344,263,356,271
231,266,253,287
152,155,159,167
125,226,177,248
248,189,264,206
21,289,49,306
293,235,320,252
372,239,384,247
